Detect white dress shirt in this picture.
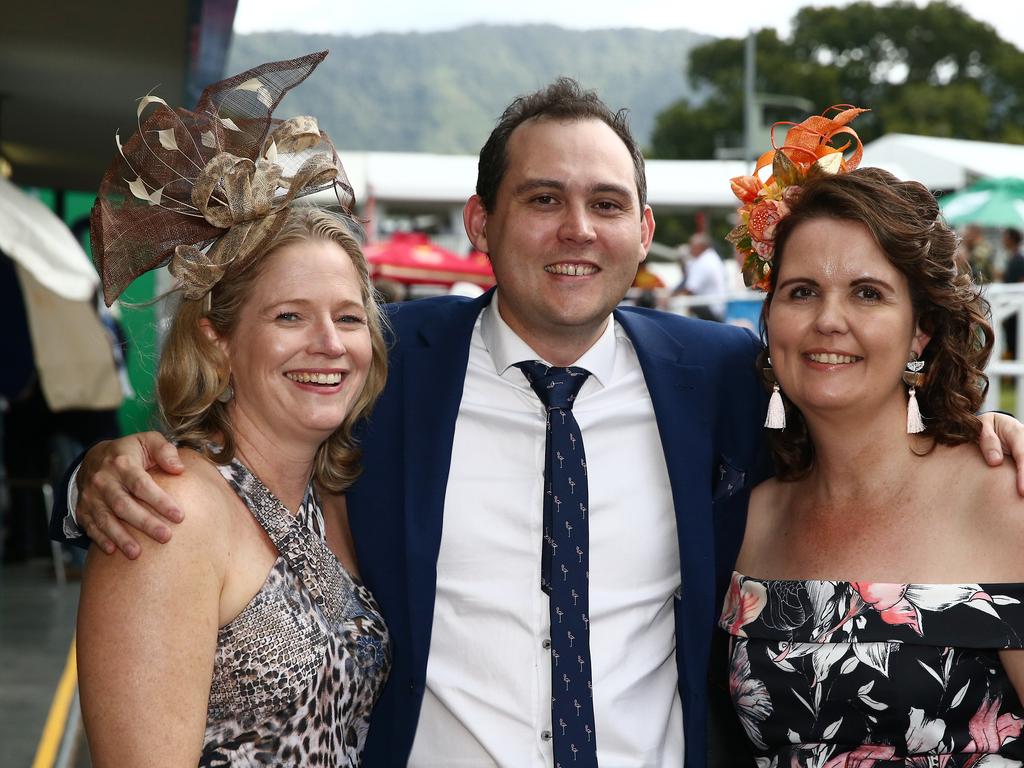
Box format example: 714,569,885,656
408,293,683,767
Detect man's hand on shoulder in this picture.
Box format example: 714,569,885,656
978,412,1024,496
77,432,186,559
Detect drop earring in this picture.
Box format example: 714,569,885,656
903,355,926,434
763,357,786,429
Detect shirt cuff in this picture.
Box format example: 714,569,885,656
62,465,84,539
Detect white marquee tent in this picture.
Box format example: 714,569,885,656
310,134,1024,244
861,133,1024,191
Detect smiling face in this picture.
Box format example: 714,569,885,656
213,238,373,451
464,117,654,364
766,217,930,421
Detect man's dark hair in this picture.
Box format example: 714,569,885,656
475,77,647,212
1007,228,1023,248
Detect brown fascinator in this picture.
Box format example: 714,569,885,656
91,50,351,305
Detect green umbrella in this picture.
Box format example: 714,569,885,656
940,177,1024,228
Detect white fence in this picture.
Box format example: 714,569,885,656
633,284,1024,416
981,283,1024,414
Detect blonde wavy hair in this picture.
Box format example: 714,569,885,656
157,206,388,492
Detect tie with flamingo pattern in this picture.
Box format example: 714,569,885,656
515,361,598,767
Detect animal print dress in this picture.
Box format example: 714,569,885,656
199,458,390,766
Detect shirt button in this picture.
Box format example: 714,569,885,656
542,639,552,649
541,730,552,741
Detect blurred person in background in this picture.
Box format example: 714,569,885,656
675,232,727,321
1002,227,1024,284
963,223,996,283
1000,228,1024,356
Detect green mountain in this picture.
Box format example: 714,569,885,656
227,25,709,154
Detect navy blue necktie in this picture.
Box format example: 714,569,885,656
515,361,598,767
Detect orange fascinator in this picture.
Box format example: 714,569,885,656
726,105,869,290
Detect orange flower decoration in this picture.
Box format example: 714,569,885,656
726,105,869,290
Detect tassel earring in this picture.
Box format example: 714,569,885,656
763,358,786,429
903,356,926,434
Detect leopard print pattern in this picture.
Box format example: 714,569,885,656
200,459,390,766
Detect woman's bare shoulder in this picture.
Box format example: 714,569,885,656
735,477,793,574
748,477,789,518
95,448,237,568
976,457,1024,539
939,443,1024,580
943,442,1023,513
80,450,235,611
151,446,222,489
150,449,236,527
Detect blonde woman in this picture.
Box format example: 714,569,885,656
76,54,391,766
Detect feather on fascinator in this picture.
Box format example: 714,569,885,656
91,50,352,305
726,105,868,290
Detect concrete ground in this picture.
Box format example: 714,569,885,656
0,558,88,767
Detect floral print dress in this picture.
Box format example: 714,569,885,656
719,572,1024,767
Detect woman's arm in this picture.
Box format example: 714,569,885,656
76,469,223,767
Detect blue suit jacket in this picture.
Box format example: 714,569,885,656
347,290,768,767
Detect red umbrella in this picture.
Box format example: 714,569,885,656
366,232,494,287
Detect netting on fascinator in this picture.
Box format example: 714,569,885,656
726,105,868,290
91,50,353,305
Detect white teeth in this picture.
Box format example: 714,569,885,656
286,372,342,384
808,353,859,364
545,263,598,276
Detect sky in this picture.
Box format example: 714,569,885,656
233,0,1024,50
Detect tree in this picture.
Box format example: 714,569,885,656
649,1,1024,160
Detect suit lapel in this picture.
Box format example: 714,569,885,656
616,309,712,516
615,310,714,696
402,291,493,676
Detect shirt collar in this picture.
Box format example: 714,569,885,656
480,290,616,388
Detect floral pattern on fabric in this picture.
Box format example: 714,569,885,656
719,572,1024,767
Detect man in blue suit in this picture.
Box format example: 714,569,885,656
344,80,765,767
54,79,1023,766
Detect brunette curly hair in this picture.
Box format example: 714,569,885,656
757,167,993,479
156,206,388,492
